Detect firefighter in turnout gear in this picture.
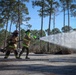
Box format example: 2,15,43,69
4,30,19,59
19,29,31,59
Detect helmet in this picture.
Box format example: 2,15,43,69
12,30,18,34
25,29,31,33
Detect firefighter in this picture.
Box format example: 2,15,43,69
19,29,31,59
4,30,19,59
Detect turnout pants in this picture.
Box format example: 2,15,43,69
4,44,18,59
19,46,29,58
4,50,18,58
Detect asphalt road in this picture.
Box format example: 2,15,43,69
0,52,76,75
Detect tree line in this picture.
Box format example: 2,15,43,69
32,0,76,36
0,0,76,48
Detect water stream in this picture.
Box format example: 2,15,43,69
40,31,76,49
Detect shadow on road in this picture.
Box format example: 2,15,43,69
0,64,76,75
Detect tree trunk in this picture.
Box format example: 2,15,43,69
40,0,44,51
47,3,52,52
63,7,65,27
53,12,55,29
18,0,21,49
9,19,12,35
4,18,9,48
68,4,70,31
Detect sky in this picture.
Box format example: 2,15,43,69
9,0,76,32
25,1,76,31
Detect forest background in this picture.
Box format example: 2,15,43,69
0,0,76,54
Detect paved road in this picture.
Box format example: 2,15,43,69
0,52,76,75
